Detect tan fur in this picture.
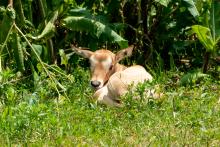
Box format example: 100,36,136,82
72,45,153,107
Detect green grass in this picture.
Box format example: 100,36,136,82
0,68,220,146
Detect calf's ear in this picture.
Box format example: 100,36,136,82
115,45,134,63
71,45,93,58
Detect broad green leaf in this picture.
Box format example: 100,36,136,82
64,0,77,6
68,8,92,17
36,63,43,72
6,86,15,102
210,1,220,41
183,0,199,18
14,0,25,25
32,22,55,40
30,63,39,87
155,0,171,7
61,16,128,48
32,44,43,60
190,25,214,52
0,7,15,44
11,33,25,72
179,71,210,86
30,11,58,40
59,49,69,67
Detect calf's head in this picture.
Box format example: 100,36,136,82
72,45,134,89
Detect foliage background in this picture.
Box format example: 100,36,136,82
0,0,219,145
0,0,220,73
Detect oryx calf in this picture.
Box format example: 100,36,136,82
72,45,153,107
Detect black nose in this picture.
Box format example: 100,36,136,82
91,81,101,88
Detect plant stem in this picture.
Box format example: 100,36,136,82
43,63,71,80
0,24,14,55
141,0,153,63
212,1,215,42
14,23,60,96
8,0,13,7
38,0,55,63
27,0,33,22
202,51,210,73
0,23,14,73
0,56,1,74
141,0,148,35
14,0,26,26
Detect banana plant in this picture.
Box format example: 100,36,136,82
190,0,220,73
0,6,16,74
61,16,128,48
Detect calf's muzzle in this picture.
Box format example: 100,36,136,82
90,80,101,88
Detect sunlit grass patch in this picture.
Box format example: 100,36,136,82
0,69,219,146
